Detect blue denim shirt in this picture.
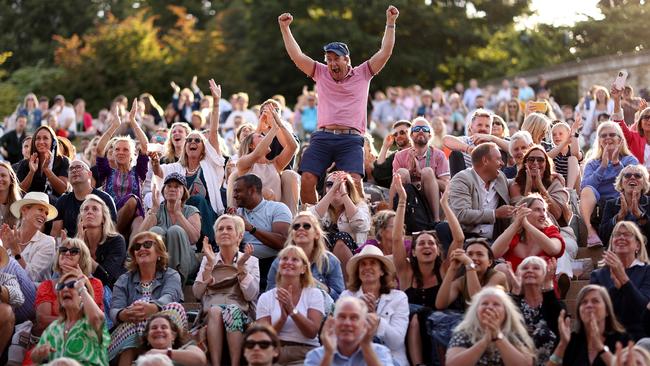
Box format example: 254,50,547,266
266,251,344,300
304,343,394,366
109,267,183,324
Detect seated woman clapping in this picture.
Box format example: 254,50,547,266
137,314,206,366
108,231,185,366
192,214,260,366
590,221,650,340
341,245,409,366
549,285,630,366
31,272,109,366
256,246,325,365
446,286,535,366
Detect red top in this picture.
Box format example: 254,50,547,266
35,277,104,315
503,225,565,271
616,116,646,164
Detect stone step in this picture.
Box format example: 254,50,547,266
576,246,604,267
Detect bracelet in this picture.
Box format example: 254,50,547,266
386,24,395,28
78,286,88,295
250,226,257,235
549,354,563,364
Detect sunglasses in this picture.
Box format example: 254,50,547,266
599,132,618,139
132,240,155,251
325,181,334,188
55,280,77,292
641,115,650,121
292,223,312,231
244,340,274,350
526,157,546,164
623,172,643,179
392,130,407,137
411,126,431,133
186,137,202,144
58,247,81,256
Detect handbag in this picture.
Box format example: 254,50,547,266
201,263,250,314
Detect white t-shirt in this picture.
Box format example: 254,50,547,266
256,287,324,346
645,143,650,169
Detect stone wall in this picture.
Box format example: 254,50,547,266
578,64,650,97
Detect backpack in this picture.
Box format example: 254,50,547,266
393,182,436,233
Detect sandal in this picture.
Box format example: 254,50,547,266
587,233,603,248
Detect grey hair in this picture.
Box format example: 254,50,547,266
334,296,368,321
509,130,534,157
518,255,548,276
134,354,174,366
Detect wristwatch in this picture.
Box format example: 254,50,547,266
167,347,173,359
492,332,504,342
13,253,21,261
596,346,610,359
250,226,257,234
290,308,299,318
465,263,477,271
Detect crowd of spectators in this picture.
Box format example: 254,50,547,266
0,4,648,366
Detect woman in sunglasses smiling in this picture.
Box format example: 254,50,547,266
108,231,185,365
599,165,650,244
31,272,109,366
266,211,345,301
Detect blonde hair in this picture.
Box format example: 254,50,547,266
606,221,649,263
214,214,245,238
54,238,93,276
454,287,535,357
275,246,315,289
587,121,632,162
178,131,208,167
165,123,191,162
56,272,94,322
0,162,22,227
286,211,330,275
521,113,551,144
76,194,120,245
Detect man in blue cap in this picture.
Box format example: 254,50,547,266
278,5,399,205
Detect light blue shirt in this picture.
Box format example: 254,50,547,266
304,343,394,366
237,199,292,259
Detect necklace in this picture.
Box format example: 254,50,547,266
186,165,199,175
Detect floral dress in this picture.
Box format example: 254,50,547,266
37,317,110,366
96,154,149,217
516,297,558,366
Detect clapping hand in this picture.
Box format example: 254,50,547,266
170,81,180,94
603,250,629,288
28,153,38,173
320,317,336,353
362,292,377,313
276,286,295,317
557,309,572,346
0,224,19,253
202,237,216,267
361,313,379,345
208,79,221,101
237,243,254,274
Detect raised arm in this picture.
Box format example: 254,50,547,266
442,189,465,255
128,99,149,155
207,79,222,152
278,13,316,76
368,6,399,75
96,108,121,158
236,126,278,174
391,175,411,285
268,108,298,172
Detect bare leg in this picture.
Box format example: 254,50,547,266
408,315,423,365
0,304,15,354
567,156,581,190
118,348,138,366
300,172,319,205
116,197,138,238
333,240,353,283
207,306,224,366
280,170,301,216
579,187,598,237
226,330,244,366
420,167,441,221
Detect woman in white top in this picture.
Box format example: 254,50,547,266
257,245,324,366
236,101,298,205
340,245,409,366
309,171,371,282
0,191,57,283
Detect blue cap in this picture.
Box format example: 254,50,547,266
164,172,187,187
323,42,350,56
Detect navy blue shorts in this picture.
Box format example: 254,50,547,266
299,131,365,178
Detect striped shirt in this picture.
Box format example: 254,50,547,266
0,272,24,308
1,259,36,323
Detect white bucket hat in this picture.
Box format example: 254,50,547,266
10,192,58,221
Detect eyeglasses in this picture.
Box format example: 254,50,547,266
244,340,273,350
69,165,87,172
186,137,202,144
599,132,618,139
411,126,431,133
132,240,155,251
526,157,546,164
55,280,77,292
59,247,81,256
392,130,407,137
623,172,643,179
612,232,635,239
292,222,312,231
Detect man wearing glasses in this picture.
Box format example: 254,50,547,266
372,120,413,188
392,117,450,222
278,6,399,205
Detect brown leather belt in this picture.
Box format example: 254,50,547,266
318,127,361,135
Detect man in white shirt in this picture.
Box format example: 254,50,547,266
51,95,76,136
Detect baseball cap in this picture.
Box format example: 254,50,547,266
323,42,350,56
164,172,187,187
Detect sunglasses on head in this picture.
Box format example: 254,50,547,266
132,240,155,251
623,172,643,179
58,247,80,256
641,115,650,121
186,137,202,144
244,340,273,350
411,126,431,133
392,130,407,137
55,280,77,292
292,222,312,231
526,156,546,164
599,132,618,139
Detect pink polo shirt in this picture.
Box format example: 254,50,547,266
311,61,375,133
392,146,450,181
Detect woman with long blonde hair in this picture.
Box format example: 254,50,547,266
0,161,22,227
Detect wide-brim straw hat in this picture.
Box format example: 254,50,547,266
10,192,58,221
346,244,396,281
